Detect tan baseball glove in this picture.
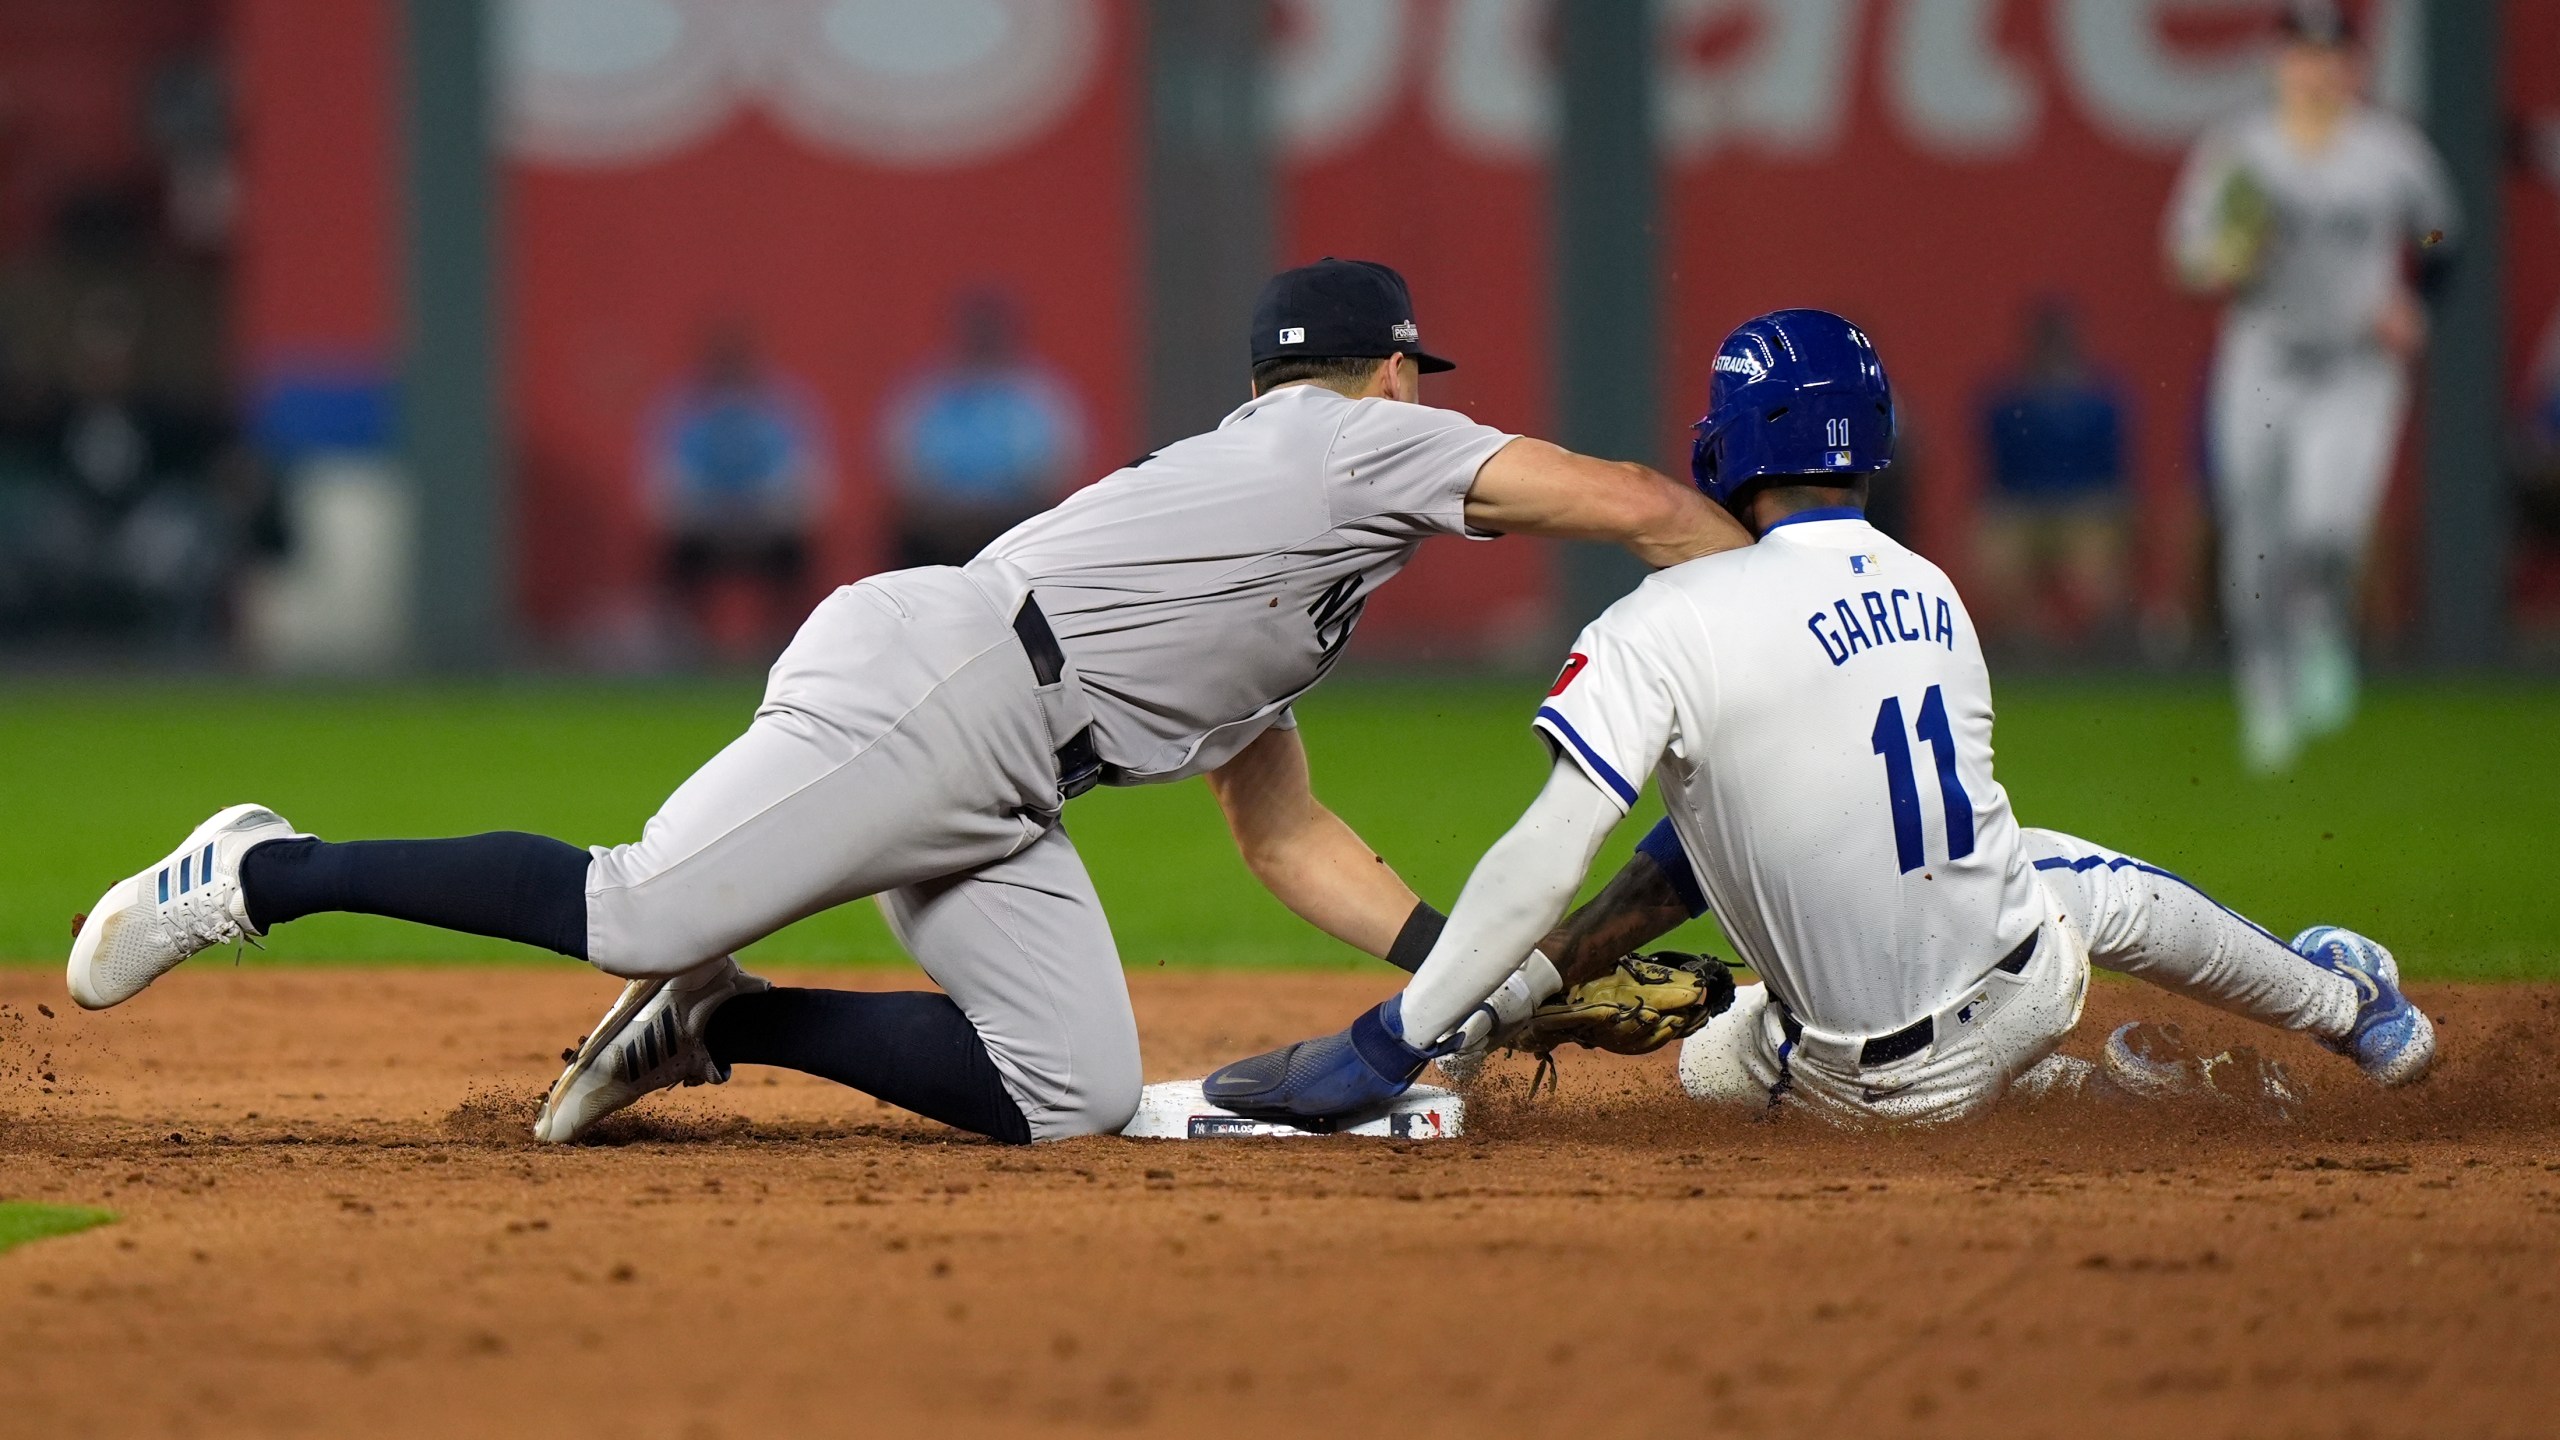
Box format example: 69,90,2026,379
2191,164,2275,291
1510,951,1736,1058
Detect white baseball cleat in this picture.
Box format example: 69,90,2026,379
67,804,309,1010
534,955,771,1143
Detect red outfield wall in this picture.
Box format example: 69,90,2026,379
229,0,2557,655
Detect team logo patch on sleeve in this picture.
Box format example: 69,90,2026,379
1548,652,1590,696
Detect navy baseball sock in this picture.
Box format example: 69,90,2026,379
705,988,1034,1145
239,834,593,959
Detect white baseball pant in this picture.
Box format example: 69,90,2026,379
1678,828,2358,1126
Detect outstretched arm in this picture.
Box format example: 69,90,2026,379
1533,842,1700,989
1398,755,1624,1046
1205,722,1422,960
1464,438,1751,570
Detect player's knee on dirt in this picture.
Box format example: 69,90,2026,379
1677,986,1775,1108
1019,1043,1143,1141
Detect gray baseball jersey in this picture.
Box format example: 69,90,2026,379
581,384,1512,1139
970,384,1517,783
2167,104,2457,352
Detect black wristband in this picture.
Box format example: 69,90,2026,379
1385,901,1447,973
2414,245,2458,303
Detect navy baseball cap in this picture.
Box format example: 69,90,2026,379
1250,258,1455,373
2278,0,2357,46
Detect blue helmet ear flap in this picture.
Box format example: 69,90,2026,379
1687,419,1723,496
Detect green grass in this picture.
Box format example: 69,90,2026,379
1,676,2553,978
0,1202,113,1254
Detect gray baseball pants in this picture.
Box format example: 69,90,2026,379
582,567,1142,1141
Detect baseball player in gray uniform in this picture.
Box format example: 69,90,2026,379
64,258,1750,1145
2165,1,2458,772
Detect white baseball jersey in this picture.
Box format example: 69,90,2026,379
1533,509,2044,1037
974,385,1514,784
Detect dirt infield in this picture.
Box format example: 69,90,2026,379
2,967,2557,1439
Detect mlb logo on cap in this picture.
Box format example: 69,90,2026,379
1249,258,1457,373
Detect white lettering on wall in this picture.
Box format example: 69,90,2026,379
1275,0,1412,161
2054,0,2270,150
504,0,2426,173
503,0,1103,170
1426,0,1860,163
1888,0,2042,158
1428,0,1554,161
1656,0,1858,160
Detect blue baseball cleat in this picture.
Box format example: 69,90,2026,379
1201,1000,1434,1124
2291,925,2435,1087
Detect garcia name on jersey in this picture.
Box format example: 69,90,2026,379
1806,575,1961,668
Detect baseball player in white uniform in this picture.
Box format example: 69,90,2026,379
1205,310,2434,1130
2166,1,2459,773
64,259,1750,1145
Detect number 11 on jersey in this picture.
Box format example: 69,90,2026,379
1870,685,1975,873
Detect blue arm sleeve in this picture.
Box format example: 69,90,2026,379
1634,817,1709,919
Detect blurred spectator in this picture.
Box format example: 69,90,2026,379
145,47,237,256
0,182,227,418
2510,296,2560,646
882,291,1085,568
645,322,827,655
0,287,274,645
2507,116,2560,645
1973,301,2131,650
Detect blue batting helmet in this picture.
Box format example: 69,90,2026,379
1688,309,1895,507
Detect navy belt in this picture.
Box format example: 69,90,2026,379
1013,595,1106,800
1777,930,2038,1067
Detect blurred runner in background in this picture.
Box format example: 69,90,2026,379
2166,0,2458,773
